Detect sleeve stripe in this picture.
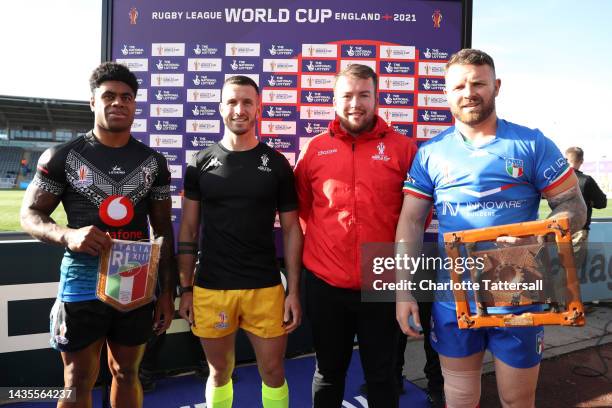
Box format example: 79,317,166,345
541,166,574,193
403,186,434,201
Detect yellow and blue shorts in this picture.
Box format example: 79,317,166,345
192,284,286,339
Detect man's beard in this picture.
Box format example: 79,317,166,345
338,112,376,135
451,97,495,126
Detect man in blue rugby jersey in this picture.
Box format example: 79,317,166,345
396,49,586,408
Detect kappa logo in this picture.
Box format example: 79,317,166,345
203,157,223,171
371,142,390,161
258,154,272,172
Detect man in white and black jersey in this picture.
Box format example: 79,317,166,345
177,75,303,408
20,62,177,408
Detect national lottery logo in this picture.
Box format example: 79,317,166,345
230,60,238,70
305,123,313,134
423,79,431,90
306,61,315,72
432,9,443,28
99,195,135,227
194,44,202,55
121,45,128,55
421,110,430,121
384,94,392,104
423,48,432,59
156,59,164,70
385,62,393,73
155,90,163,101
269,44,277,55
346,46,355,57
305,92,314,103
268,75,276,86
267,106,275,117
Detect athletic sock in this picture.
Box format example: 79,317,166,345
261,379,289,408
205,378,233,408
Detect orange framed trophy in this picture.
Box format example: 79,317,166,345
96,238,162,312
444,217,585,329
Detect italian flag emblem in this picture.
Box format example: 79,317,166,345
97,239,161,312
506,158,524,178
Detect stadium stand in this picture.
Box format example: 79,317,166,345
0,147,24,187
0,95,91,188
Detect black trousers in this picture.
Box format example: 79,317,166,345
306,271,400,408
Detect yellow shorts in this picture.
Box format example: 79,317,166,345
192,284,286,339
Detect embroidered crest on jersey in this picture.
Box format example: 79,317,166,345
65,150,160,208
75,165,93,187
258,154,272,172
505,158,524,178
371,142,390,161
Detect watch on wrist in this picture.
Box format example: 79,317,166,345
178,285,193,296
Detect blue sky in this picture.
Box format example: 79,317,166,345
1,0,610,158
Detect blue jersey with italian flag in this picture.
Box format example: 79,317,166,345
403,119,573,307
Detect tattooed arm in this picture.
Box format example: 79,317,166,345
20,184,111,256
544,173,587,234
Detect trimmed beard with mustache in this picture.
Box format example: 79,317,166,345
450,96,496,126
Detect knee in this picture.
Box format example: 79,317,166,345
498,387,535,408
442,367,482,408
207,359,234,385
108,360,139,384
63,363,98,390
259,360,284,383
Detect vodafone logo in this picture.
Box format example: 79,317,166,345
99,195,134,227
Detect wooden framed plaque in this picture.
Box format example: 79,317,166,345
444,217,585,329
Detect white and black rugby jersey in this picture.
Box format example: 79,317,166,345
33,131,171,241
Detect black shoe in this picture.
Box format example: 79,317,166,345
426,388,445,408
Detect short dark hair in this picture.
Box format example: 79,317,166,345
89,62,139,95
565,146,584,163
446,49,496,75
334,64,378,90
223,75,260,95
